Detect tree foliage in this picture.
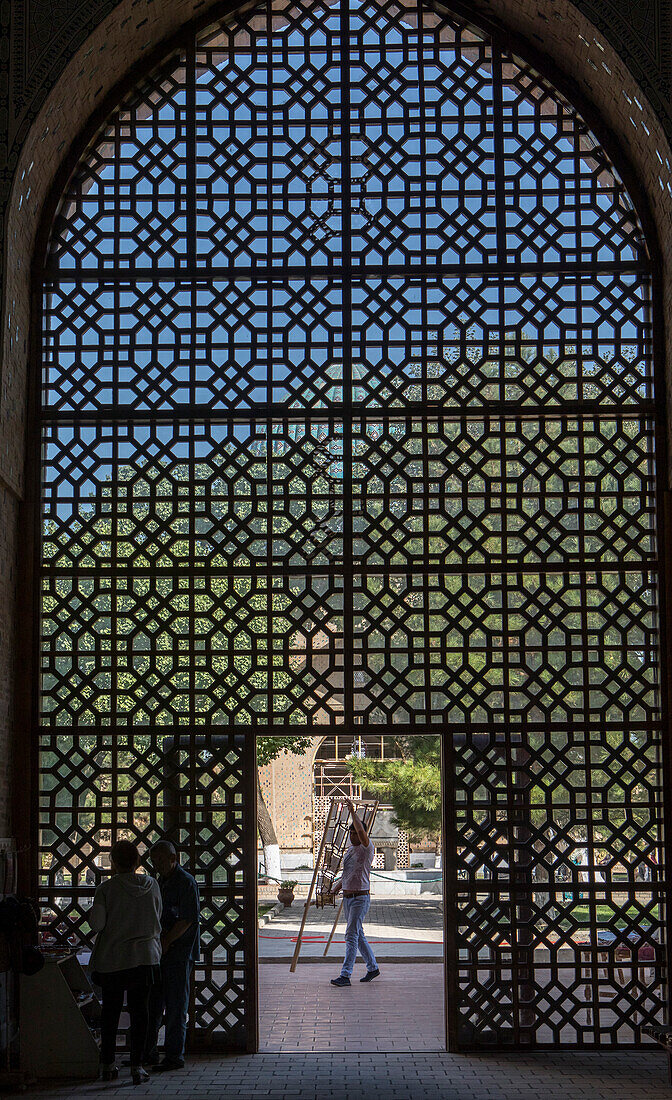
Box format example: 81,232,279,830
347,735,442,840
257,735,313,768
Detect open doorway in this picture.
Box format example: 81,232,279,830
256,734,445,1053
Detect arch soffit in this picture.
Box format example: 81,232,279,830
4,0,672,505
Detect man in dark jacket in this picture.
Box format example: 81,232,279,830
143,841,200,1072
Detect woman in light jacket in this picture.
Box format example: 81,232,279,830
89,840,162,1084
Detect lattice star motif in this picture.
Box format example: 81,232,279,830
37,0,663,1055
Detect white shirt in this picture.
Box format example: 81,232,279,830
89,873,162,973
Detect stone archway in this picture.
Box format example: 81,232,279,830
7,0,672,1057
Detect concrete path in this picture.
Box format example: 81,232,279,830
259,895,444,961
20,1051,672,1099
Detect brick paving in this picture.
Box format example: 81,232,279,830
19,1051,671,1099
258,898,665,1047
259,961,445,1051
258,897,446,1052
20,902,672,1097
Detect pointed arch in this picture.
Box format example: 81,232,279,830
24,0,671,1053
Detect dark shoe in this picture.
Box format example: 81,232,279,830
100,1064,119,1082
360,968,380,983
330,975,351,987
151,1060,185,1072
132,1067,150,1085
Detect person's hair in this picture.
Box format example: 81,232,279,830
150,840,177,860
110,839,139,872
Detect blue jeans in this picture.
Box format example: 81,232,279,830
144,954,191,1063
341,894,377,979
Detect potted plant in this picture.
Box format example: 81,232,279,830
277,880,297,907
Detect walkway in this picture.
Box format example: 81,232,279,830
259,961,445,1051
20,1051,672,1099
21,900,671,1096
259,896,444,960
259,898,445,1051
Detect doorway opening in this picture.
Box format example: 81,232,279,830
257,733,445,1053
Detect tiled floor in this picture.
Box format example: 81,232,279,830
259,961,445,1051
258,895,446,1052
19,1051,672,1099
20,900,672,1097
258,897,665,1047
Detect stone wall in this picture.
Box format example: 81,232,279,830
258,750,319,853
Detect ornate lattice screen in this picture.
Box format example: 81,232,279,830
39,0,665,1051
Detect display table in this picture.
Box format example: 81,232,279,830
20,951,100,1078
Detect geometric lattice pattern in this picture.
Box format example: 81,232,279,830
40,0,662,1052
445,727,665,1047
38,730,256,1052
396,830,410,870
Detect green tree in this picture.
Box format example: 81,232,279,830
347,735,442,855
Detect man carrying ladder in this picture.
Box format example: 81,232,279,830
328,799,380,988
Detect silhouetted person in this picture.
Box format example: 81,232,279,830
89,840,162,1084
144,841,200,1072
